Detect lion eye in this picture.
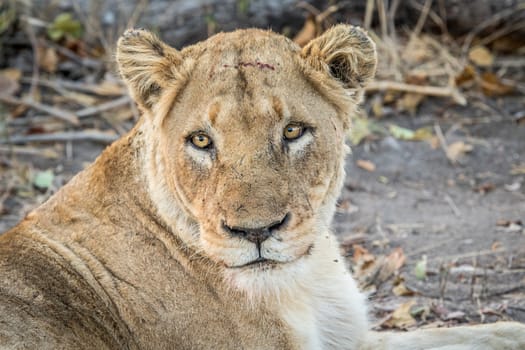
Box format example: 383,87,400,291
283,124,304,140
190,133,212,149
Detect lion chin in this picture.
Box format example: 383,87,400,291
222,246,315,302
201,225,318,300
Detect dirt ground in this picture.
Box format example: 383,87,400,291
337,96,525,328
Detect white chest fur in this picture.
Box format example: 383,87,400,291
276,234,369,350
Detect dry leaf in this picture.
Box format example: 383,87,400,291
352,244,375,265
413,128,434,141
371,98,383,117
293,15,317,47
1,68,21,82
428,136,440,149
386,247,405,271
10,103,29,118
491,36,525,53
480,72,514,96
340,232,366,249
61,91,98,106
455,65,476,86
352,244,377,283
39,47,59,73
491,241,503,251
411,305,431,320
383,90,400,104
473,182,495,194
496,219,523,233
405,71,428,85
393,282,415,296
446,141,473,164
108,107,134,123
0,68,21,96
504,181,521,192
510,164,525,175
443,311,466,321
356,159,376,172
92,81,126,96
64,36,88,57
496,219,523,227
382,301,417,329
468,45,494,67
398,92,425,114
354,247,406,287
376,247,406,283
402,39,431,64
336,200,359,214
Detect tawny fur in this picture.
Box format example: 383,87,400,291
0,25,524,350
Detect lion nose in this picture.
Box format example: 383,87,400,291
223,213,290,244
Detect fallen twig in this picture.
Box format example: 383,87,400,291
2,131,118,144
376,0,388,38
71,0,111,55
494,57,525,68
444,194,461,217
433,123,449,155
0,95,79,125
0,174,16,214
461,4,525,58
76,95,132,118
470,257,478,300
406,239,449,258
428,248,506,263
0,145,59,158
478,21,525,48
364,0,375,30
22,16,40,100
126,0,150,29
388,0,401,43
365,81,467,105
411,0,432,40
296,1,321,16
439,263,449,302
20,77,126,96
42,39,103,70
409,0,449,36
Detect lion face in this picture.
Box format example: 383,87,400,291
163,57,342,270
116,26,376,293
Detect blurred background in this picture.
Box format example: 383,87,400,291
0,0,524,330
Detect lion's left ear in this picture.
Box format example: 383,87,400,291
301,24,377,89
116,29,182,111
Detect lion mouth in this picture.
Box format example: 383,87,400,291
229,244,314,269
232,257,277,269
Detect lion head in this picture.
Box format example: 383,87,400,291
116,25,376,297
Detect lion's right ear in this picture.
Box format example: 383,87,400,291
301,25,377,89
116,29,182,111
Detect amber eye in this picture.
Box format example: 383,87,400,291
190,133,212,149
283,124,304,140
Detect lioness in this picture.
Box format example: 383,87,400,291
1,25,524,350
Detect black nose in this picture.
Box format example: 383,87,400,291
223,213,290,244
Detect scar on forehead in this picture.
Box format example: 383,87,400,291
222,61,276,70
208,102,221,125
